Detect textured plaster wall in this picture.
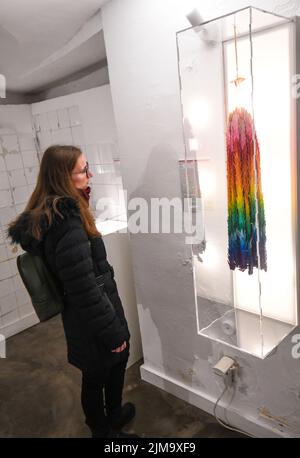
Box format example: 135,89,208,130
102,0,300,437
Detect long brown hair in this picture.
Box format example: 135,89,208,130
12,145,100,240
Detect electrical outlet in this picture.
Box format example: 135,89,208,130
213,356,236,376
213,356,238,387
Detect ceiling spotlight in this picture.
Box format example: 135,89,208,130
186,8,218,47
186,8,204,27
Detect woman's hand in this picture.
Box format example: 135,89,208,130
111,341,127,353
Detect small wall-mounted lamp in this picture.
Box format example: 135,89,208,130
186,8,204,27
185,7,218,47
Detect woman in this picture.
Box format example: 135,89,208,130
8,145,137,438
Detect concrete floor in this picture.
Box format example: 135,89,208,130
0,315,246,438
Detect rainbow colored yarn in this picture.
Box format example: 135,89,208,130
226,107,267,275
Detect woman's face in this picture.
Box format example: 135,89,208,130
71,154,93,190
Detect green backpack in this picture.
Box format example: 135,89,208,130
17,252,64,322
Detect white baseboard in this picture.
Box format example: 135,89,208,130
140,364,293,438
0,312,39,339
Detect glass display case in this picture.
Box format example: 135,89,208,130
176,7,299,358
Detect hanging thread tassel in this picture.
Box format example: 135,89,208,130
226,107,267,275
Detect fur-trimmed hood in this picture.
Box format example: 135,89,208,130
7,197,81,255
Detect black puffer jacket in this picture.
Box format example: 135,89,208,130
8,197,130,375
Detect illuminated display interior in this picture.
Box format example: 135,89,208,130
177,7,298,358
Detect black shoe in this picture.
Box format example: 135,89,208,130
108,402,136,429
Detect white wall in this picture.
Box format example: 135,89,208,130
31,85,118,145
31,86,127,221
0,105,40,338
102,0,300,437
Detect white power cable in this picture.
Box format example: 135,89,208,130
213,372,255,438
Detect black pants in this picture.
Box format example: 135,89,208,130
81,350,129,435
